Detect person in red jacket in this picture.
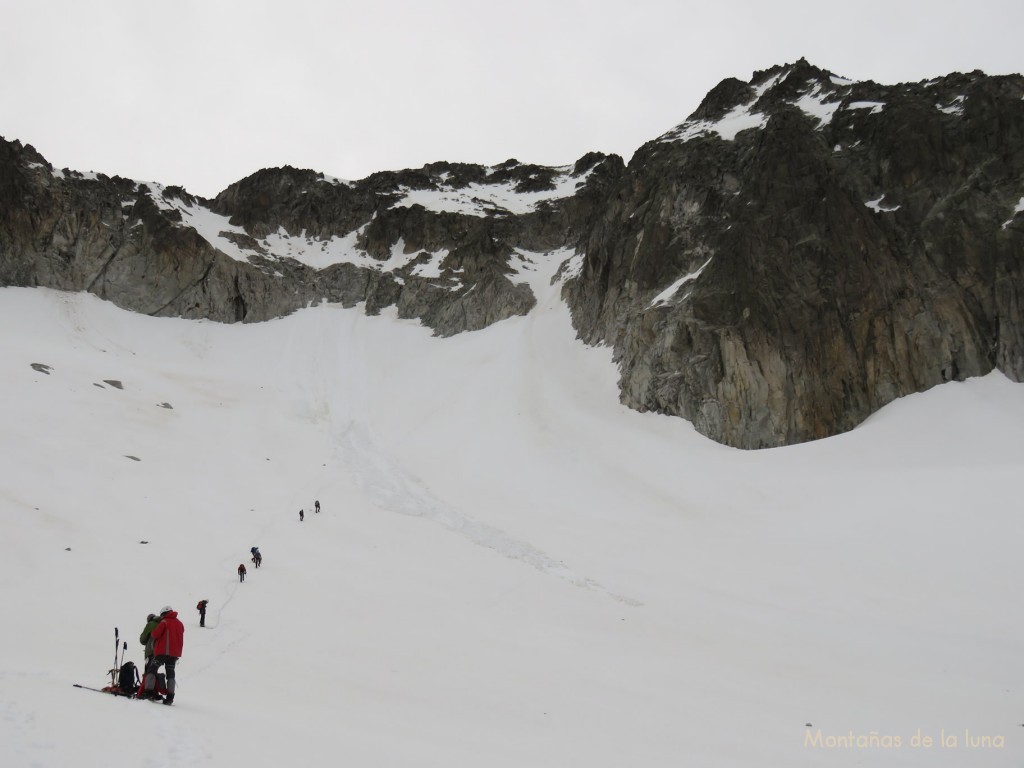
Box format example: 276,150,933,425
140,605,184,705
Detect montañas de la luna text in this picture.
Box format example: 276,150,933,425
804,728,1004,750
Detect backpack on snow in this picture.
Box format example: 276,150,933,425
118,661,140,695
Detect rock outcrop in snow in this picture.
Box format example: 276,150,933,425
1,59,1022,447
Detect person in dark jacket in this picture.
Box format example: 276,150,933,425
141,606,184,705
238,563,247,582
196,599,208,627
299,508,304,521
139,613,160,668
315,499,320,513
253,551,262,568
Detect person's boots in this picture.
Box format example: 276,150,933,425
138,670,156,699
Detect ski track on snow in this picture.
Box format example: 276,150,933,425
146,706,209,767
337,424,642,606
1,693,44,768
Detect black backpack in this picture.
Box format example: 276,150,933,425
118,661,139,695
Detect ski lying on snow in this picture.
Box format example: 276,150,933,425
73,684,171,704
73,683,133,696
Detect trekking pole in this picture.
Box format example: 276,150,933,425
111,628,119,685
119,641,127,668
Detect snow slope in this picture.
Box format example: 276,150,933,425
1,250,1022,767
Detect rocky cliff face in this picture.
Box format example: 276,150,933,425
563,60,1024,447
0,141,617,332
2,59,1022,448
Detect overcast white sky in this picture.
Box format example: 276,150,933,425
2,0,1021,198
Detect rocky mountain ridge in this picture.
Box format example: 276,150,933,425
2,59,1022,448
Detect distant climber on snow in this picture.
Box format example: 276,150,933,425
299,509,304,521
315,499,320,513
196,599,208,627
238,563,247,582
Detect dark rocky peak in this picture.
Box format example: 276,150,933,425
360,166,437,194
392,158,595,196
216,165,337,204
751,59,852,112
213,165,372,240
419,161,491,189
654,60,836,147
684,60,839,124
423,154,618,195
1,137,50,170
4,140,138,197
769,57,838,89
654,60,1024,159
573,151,613,176
160,184,203,208
921,69,1024,128
0,139,48,234
688,77,755,122
487,159,562,193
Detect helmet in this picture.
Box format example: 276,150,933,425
159,605,173,615
147,613,157,621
